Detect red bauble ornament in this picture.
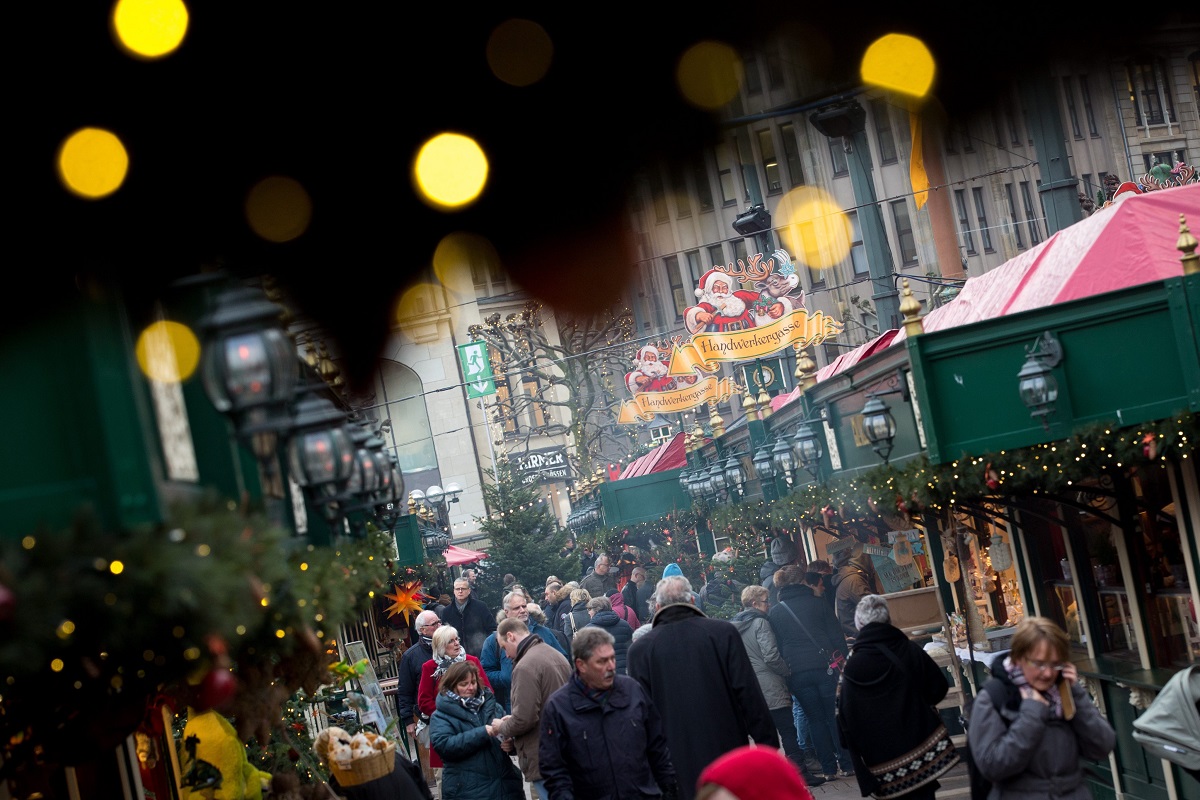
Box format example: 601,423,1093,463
985,462,1000,491
195,668,238,712
1143,433,1157,459
0,582,14,622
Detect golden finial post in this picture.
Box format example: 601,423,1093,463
900,278,924,338
742,382,759,423
1179,213,1198,276
795,346,817,391
708,401,726,438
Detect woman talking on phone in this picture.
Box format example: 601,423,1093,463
969,616,1115,799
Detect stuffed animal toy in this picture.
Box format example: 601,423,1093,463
349,732,375,760
314,726,354,765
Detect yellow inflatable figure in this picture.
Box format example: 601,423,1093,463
179,709,272,800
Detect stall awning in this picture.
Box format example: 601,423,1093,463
443,544,488,566
815,182,1199,385
618,432,688,479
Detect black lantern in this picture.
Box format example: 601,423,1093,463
723,456,746,497
771,437,796,486
1017,331,1063,425
678,466,692,493
793,423,823,479
286,390,354,494
708,461,728,497
752,445,775,481
861,396,896,464
198,285,299,455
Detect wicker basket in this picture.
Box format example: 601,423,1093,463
317,731,396,787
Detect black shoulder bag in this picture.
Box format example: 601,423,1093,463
777,601,845,675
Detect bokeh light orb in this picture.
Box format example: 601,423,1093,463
676,40,743,110
57,127,129,199
135,320,201,382
487,19,553,87
861,34,935,98
111,0,189,60
776,186,852,271
433,232,503,300
245,175,313,242
413,133,489,210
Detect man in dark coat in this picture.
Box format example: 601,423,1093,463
769,565,853,780
832,546,882,644
623,566,650,623
761,535,797,607
838,594,956,800
396,609,440,788
540,627,678,799
580,553,618,599
441,576,495,658
627,575,778,800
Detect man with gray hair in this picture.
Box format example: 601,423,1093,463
627,575,777,800
396,609,441,787
540,627,678,799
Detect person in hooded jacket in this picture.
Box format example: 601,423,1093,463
731,585,826,788
768,565,853,781
761,535,798,607
831,546,881,644
561,587,592,643
605,588,641,630
837,595,957,800
585,595,635,673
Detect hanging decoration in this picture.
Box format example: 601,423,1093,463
944,553,961,583
382,580,427,626
989,533,1013,572
892,536,915,566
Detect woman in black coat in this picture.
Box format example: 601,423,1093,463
838,594,958,799
768,565,852,780
584,595,634,672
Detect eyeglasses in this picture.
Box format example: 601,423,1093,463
421,621,442,630
1025,659,1065,673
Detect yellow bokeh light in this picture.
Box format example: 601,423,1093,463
111,0,189,59
860,34,935,98
109,560,125,575
57,128,129,199
135,320,200,383
51,659,64,673
245,176,313,243
413,133,489,210
21,536,35,550
775,186,852,271
487,19,553,87
393,282,443,331
676,41,743,110
196,544,211,557
432,232,502,300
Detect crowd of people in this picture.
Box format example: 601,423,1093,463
388,536,1116,800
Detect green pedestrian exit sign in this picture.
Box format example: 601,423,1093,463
458,341,497,398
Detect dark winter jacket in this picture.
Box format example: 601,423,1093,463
838,621,951,798
562,600,591,643
832,553,879,643
540,675,677,800
479,621,568,712
580,569,617,600
621,580,644,623
627,603,777,800
730,608,791,709
970,657,1115,799
585,609,634,673
396,638,433,722
329,757,434,800
768,582,847,675
440,595,496,658
636,580,656,623
428,689,524,800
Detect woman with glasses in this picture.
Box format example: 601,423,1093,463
969,616,1115,799
416,625,494,778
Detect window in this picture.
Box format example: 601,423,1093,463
732,239,750,278
972,187,994,252
780,123,805,187
520,374,550,429
708,244,725,271
1079,75,1099,136
670,163,691,218
378,360,437,475
1063,76,1081,138
685,250,704,286
848,211,868,275
800,222,825,288
957,121,974,152
954,189,975,254
890,200,918,266
650,424,674,445
719,169,738,206
1127,58,1176,126
829,137,848,176
766,51,785,90
666,256,686,320
1020,181,1042,245
991,111,1005,149
1004,183,1024,249
870,98,898,164
744,53,763,94
757,129,782,193
693,160,714,212
1144,149,1189,175
649,170,669,223
1002,93,1022,145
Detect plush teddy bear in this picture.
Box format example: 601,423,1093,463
314,726,353,765
349,732,375,760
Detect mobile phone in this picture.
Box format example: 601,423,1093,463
1057,672,1076,720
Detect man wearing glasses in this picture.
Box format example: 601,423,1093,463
397,609,441,787
442,577,495,658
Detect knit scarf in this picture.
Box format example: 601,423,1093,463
420,634,434,647
1003,655,1064,719
443,689,486,713
573,674,612,706
432,652,466,685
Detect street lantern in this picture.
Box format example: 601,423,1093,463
752,444,776,482
1017,331,1063,425
723,456,746,497
793,423,823,479
861,396,897,464
771,437,796,485
708,461,728,496
286,390,354,493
